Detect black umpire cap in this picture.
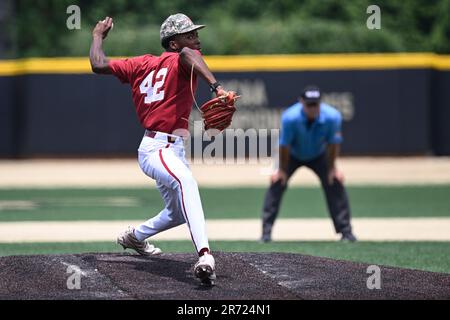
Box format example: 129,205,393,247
301,85,321,103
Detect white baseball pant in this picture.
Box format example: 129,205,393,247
134,131,210,254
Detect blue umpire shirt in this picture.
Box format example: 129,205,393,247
279,102,343,161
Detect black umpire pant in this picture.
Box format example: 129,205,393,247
262,152,353,238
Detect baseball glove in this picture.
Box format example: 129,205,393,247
200,91,239,132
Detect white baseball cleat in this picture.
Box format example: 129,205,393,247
194,252,216,286
117,226,162,256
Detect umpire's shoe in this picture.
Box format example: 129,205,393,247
117,227,162,256
194,252,216,286
340,231,357,242
260,234,272,243
260,223,272,243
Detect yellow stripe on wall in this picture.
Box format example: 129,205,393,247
0,58,91,75
206,53,450,71
432,55,450,70
1,53,450,76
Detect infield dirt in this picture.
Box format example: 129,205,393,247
1,157,450,188
0,252,449,300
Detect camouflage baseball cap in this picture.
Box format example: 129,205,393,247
160,13,205,41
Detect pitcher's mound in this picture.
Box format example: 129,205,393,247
0,252,449,299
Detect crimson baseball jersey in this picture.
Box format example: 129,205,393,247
109,51,199,133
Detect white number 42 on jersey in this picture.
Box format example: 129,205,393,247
139,68,168,104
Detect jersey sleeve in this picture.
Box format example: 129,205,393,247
327,113,343,144
279,113,295,147
109,58,138,83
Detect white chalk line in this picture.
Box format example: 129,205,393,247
0,218,449,242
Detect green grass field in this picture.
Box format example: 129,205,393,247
0,185,449,221
1,185,449,274
0,241,449,274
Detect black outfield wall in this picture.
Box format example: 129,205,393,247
0,76,16,157
431,70,450,155
0,68,449,157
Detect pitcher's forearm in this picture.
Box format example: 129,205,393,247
90,35,111,74
180,47,217,85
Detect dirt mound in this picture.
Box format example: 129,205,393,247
0,252,448,300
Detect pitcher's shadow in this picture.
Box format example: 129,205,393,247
104,254,223,291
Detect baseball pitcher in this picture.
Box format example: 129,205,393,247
89,13,237,286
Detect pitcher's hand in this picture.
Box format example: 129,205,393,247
93,16,113,39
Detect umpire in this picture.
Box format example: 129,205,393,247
261,85,357,242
